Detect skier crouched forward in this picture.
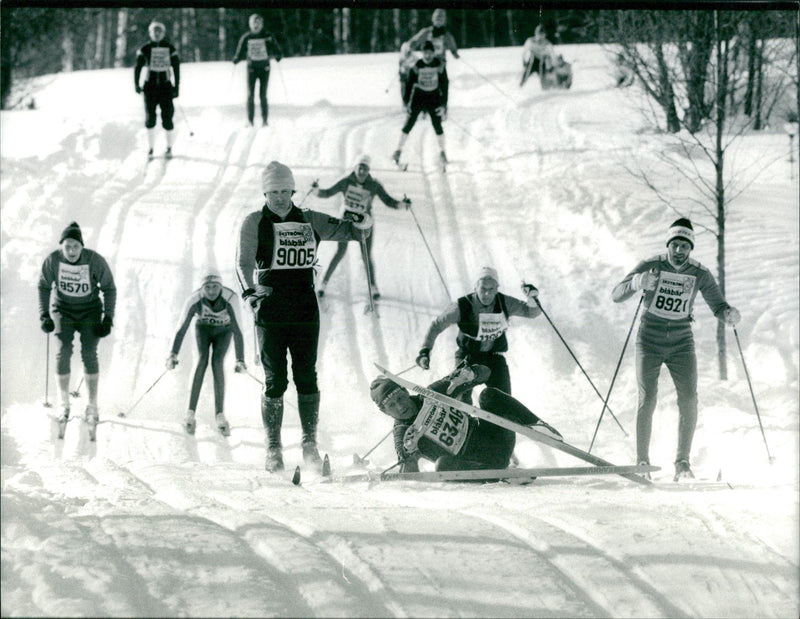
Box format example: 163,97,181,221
369,365,560,473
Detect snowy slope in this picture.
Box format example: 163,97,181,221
1,45,798,617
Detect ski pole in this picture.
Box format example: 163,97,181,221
297,180,317,207
529,291,628,439
43,333,53,408
275,60,289,103
177,102,194,137
456,55,518,105
353,428,393,465
120,369,167,417
733,326,774,463
588,294,643,453
408,202,451,300
384,72,398,94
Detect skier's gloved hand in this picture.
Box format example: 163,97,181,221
310,179,319,189
415,347,431,370
41,315,55,334
135,85,142,94
171,85,179,98
232,58,239,65
94,316,113,338
400,197,412,210
435,106,447,120
234,361,247,373
352,213,373,231
446,365,476,395
723,307,741,326
521,282,539,302
275,55,282,62
633,269,658,291
166,354,179,370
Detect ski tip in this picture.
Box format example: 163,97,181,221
291,466,301,485
322,454,331,477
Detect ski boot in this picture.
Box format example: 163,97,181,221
165,147,172,159
215,412,230,437
298,392,322,467
57,406,70,440
147,148,154,161
302,441,322,466
673,459,694,481
638,460,652,481
533,418,563,441
265,446,284,472
439,150,448,171
85,404,99,442
392,149,402,165
371,286,380,301
184,410,196,435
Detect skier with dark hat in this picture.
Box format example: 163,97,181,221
612,217,741,480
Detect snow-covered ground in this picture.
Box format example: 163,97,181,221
2,44,798,617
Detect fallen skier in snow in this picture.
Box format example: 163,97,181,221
369,364,561,473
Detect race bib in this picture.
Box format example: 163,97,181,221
247,39,269,61
57,263,91,298
476,312,508,341
647,272,696,320
271,222,317,270
404,400,469,456
197,304,231,327
418,66,439,91
343,185,370,214
149,47,171,72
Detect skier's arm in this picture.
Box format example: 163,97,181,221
407,28,430,50
611,260,652,303
94,254,117,320
170,48,180,89
226,299,246,362
233,33,248,62
306,209,369,242
37,255,56,318
236,212,261,294
697,267,732,319
373,180,402,209
504,295,541,319
404,66,418,106
134,52,146,89
268,35,284,60
316,177,349,199
445,32,460,58
420,302,460,351
392,420,421,468
170,301,197,356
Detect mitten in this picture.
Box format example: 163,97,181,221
172,85,179,98
234,361,247,373
400,197,412,210
166,354,179,370
94,315,113,338
724,307,741,326
41,315,55,333
521,282,539,301
415,347,431,370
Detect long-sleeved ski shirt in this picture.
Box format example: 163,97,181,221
170,286,245,361
407,26,459,63
233,30,283,69
316,172,402,217
38,248,116,320
134,40,180,90
404,57,445,106
611,254,731,326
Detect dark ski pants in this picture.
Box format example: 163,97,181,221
143,86,175,130
635,321,698,464
402,91,444,136
454,351,512,404
322,228,375,288
256,309,320,398
247,66,270,124
54,306,102,375
189,325,232,413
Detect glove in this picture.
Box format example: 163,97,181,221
234,361,247,373
232,59,239,65
633,269,658,291
435,106,446,119
166,354,179,370
724,307,741,326
172,85,179,98
521,282,539,301
275,56,282,62
400,197,411,210
416,347,430,370
41,315,55,334
310,179,319,189
351,213,373,230
94,315,113,338
135,85,142,94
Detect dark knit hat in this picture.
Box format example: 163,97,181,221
59,221,84,245
666,218,694,249
369,376,405,411
423,40,435,52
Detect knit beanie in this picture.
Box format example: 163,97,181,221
354,154,371,171
261,161,295,194
201,272,222,286
475,266,499,286
59,221,84,245
369,377,405,411
423,40,435,52
666,218,695,249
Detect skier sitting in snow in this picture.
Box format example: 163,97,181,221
392,41,448,169
166,272,246,437
370,364,560,473
521,24,556,82
311,154,410,300
38,221,116,440
416,266,542,402
134,21,180,160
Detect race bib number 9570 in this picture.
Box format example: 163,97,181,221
57,262,91,298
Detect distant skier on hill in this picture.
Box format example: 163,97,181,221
520,24,556,88
232,13,283,126
416,266,542,401
392,41,448,169
310,154,410,300
236,161,374,473
370,364,560,473
134,21,180,160
166,273,246,437
407,8,459,113
612,218,741,481
38,222,116,440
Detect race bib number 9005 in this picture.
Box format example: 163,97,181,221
57,262,91,298
271,222,317,270
647,272,696,320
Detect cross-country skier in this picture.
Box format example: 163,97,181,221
392,41,448,169
38,222,116,440
612,218,741,480
521,24,557,87
370,364,560,473
134,21,180,160
407,8,459,114
416,266,542,400
232,13,283,126
236,161,374,472
166,273,246,437
398,42,417,108
311,154,410,299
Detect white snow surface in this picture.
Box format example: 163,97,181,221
2,45,798,618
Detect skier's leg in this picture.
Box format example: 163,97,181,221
257,323,289,470
259,69,269,124
485,354,511,395
246,68,256,124
361,232,377,289
321,241,349,286
189,327,212,412
479,387,540,427
297,391,321,463
665,332,698,464
635,327,664,463
161,89,175,131
209,330,232,415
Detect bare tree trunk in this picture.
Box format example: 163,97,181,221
62,23,74,72
342,8,350,54
104,11,115,67
218,8,226,60
114,8,128,68
370,10,380,52
488,9,495,47
393,9,401,48
745,20,756,116
754,39,764,129
506,10,517,46
409,9,418,35
655,44,681,132
714,10,728,380
94,12,105,68
306,10,316,56
333,9,341,54
460,9,467,47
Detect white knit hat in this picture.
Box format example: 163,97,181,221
261,161,295,193
201,272,222,286
476,266,499,285
666,218,695,249
354,154,371,171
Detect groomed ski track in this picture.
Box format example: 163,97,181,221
2,48,797,618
